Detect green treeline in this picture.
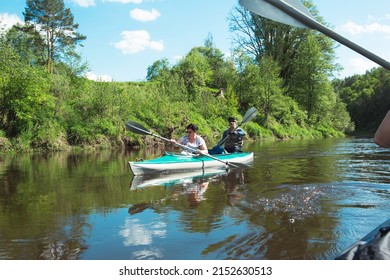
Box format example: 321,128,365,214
334,68,390,132
0,0,388,153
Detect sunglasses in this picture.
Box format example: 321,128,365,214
186,130,194,134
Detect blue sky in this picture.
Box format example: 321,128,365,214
1,0,390,82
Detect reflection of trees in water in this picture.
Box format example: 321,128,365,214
128,168,341,259
202,185,341,259
0,151,127,260
168,170,247,233
39,216,90,260
129,169,247,234
0,214,90,260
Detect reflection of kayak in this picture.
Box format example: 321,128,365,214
128,152,253,175
128,168,246,214
130,169,228,189
335,218,390,260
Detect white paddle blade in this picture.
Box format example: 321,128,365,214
242,107,258,124
126,121,151,135
239,0,313,29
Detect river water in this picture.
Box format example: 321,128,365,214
0,137,389,260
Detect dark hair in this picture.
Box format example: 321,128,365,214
228,116,236,122
186,123,198,132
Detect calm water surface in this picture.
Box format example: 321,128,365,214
0,137,389,260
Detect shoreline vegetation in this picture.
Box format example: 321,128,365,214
1,0,389,154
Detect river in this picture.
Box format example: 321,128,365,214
0,137,389,260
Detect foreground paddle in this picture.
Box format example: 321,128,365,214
125,121,249,168
215,107,258,147
239,0,390,70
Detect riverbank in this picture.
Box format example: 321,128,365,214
0,110,357,155
0,127,347,154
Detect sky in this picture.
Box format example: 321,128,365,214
0,0,390,82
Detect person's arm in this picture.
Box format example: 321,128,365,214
374,110,390,147
170,136,184,147
197,136,208,154
236,128,246,136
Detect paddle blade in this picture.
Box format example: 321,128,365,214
242,107,258,124
239,0,313,28
126,121,151,135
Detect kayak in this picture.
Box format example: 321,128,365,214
335,218,390,260
128,152,254,175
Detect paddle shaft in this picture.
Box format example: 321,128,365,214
254,0,390,70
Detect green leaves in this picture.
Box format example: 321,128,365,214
23,0,86,73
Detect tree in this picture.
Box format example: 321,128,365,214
23,0,86,73
257,56,284,122
335,68,388,131
172,49,213,98
0,38,55,139
146,58,171,81
289,34,326,121
228,0,338,84
4,24,46,67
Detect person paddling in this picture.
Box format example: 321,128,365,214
220,116,246,153
170,124,208,155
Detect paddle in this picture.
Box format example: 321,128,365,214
215,107,258,147
239,0,390,70
125,121,249,168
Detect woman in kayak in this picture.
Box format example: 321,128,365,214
170,124,209,154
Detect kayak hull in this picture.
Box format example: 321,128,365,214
129,152,254,175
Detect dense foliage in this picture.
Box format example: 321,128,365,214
0,0,386,153
334,68,390,132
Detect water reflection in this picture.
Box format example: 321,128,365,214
1,138,389,260
125,168,249,259
202,183,340,259
0,150,131,260
119,217,166,259
128,168,246,213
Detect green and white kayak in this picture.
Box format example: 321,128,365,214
129,152,254,175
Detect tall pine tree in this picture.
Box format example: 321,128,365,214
23,0,86,73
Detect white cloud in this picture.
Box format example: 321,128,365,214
103,0,143,3
368,14,390,22
130,8,160,22
70,0,96,7
119,218,166,247
114,30,163,54
347,57,377,75
85,72,113,82
340,21,390,36
0,13,23,32
173,55,183,61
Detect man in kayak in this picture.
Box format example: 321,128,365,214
220,116,246,153
170,124,209,154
